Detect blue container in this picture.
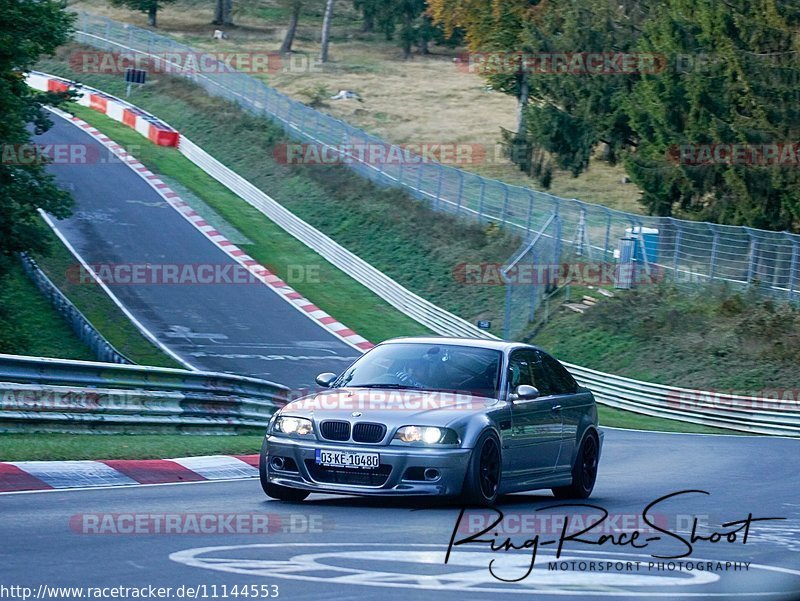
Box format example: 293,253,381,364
625,227,659,264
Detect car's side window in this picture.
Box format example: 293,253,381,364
507,351,535,392
538,352,578,395
530,357,553,397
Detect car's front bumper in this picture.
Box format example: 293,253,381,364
265,436,471,496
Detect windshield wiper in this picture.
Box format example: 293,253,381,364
355,383,420,389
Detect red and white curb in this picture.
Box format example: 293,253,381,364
27,71,179,146
38,82,373,352
0,454,259,493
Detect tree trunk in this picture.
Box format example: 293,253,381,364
516,71,530,136
148,3,157,27
223,0,233,26
213,0,223,25
319,0,335,63
362,12,374,33
281,2,301,54
362,4,374,33
402,9,413,59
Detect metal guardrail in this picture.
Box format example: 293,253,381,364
0,354,288,433
72,12,800,300
19,254,132,365
566,363,800,437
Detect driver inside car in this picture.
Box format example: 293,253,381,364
393,358,429,388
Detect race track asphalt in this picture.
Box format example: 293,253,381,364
1,428,799,600
34,114,360,389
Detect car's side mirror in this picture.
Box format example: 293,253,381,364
315,372,337,388
511,385,540,401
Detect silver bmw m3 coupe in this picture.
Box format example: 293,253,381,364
259,337,602,505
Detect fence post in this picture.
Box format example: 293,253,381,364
455,170,464,214
500,184,510,230
526,190,535,236
434,164,444,211
503,281,512,340
745,227,757,285
397,148,405,185
602,208,612,259
415,161,424,195
529,250,538,323
553,212,562,265
477,178,486,222
709,225,720,281
672,219,682,283
788,235,799,301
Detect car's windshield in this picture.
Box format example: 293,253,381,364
336,343,502,398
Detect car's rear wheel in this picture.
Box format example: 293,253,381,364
552,431,598,499
259,437,310,502
461,431,501,506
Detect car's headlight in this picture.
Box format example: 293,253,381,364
394,425,458,445
273,416,314,436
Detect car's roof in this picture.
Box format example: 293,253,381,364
379,336,535,353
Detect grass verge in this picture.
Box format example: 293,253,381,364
534,282,799,390
0,433,262,461
0,262,95,360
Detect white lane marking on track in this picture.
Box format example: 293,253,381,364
170,543,800,596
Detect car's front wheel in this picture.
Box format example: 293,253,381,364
552,431,599,499
259,437,310,502
461,431,501,506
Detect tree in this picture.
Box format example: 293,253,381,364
212,0,233,27
353,0,378,33
319,0,336,62
280,0,303,53
0,0,74,279
109,0,177,27
624,0,800,228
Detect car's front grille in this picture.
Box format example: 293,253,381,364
352,422,386,443
305,460,392,487
320,420,350,441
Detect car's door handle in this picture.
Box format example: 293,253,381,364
551,404,562,411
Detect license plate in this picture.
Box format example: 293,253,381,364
315,449,380,469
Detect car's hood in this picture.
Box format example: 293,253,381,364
280,387,501,425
